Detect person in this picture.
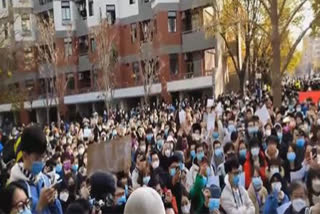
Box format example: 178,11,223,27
0,182,32,214
284,181,309,214
248,167,268,214
124,187,166,214
189,156,221,214
306,166,320,210
8,125,63,214
220,157,255,214
263,172,289,214
244,138,268,189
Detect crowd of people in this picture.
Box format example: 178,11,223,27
1,82,320,214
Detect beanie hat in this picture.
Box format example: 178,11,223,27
90,171,116,200
124,187,165,214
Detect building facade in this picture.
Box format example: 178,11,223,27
0,0,227,125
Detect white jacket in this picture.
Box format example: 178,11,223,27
221,174,255,214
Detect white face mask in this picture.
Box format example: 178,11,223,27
152,161,159,169
78,147,85,155
140,145,146,152
251,147,260,157
292,198,306,212
312,194,320,204
59,191,69,202
181,203,190,214
265,129,271,136
312,179,320,193
271,182,282,193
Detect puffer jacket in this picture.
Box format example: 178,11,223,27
9,163,63,214
220,174,255,214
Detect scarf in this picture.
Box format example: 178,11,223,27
18,163,36,183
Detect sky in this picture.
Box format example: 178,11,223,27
292,2,314,50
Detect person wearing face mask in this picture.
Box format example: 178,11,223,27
283,144,303,183
221,157,255,214
8,126,63,214
238,140,247,166
0,182,32,214
284,181,309,214
186,144,206,190
248,167,268,214
190,156,221,214
306,167,320,208
244,138,268,189
211,141,225,174
132,153,147,189
160,141,174,171
263,173,289,214
246,119,259,140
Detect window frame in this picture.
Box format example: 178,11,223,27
106,4,116,25
169,53,178,75
168,11,177,33
61,1,71,21
88,0,94,16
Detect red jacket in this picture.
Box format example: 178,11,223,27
243,151,268,189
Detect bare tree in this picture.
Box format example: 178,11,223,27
34,14,60,124
139,20,161,105
259,0,320,106
92,19,118,113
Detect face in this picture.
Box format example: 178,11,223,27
291,186,306,200
22,152,45,171
10,188,30,214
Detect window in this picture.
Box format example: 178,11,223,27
2,0,6,8
169,54,178,75
78,70,91,89
132,62,140,82
67,74,75,90
79,35,89,55
90,37,96,52
64,38,72,57
168,11,177,33
89,0,94,16
131,23,137,43
144,0,149,2
21,14,31,35
129,0,135,4
61,1,71,21
106,4,115,25
24,48,33,65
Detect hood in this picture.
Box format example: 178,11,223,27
224,174,232,190
9,163,29,183
124,187,165,214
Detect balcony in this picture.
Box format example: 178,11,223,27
185,60,203,79
180,0,211,11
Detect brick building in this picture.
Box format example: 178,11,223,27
0,0,228,125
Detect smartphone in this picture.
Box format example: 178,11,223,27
312,147,317,159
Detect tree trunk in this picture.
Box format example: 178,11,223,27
239,72,245,95
46,107,50,125
270,0,282,107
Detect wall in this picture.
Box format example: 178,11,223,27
53,0,76,32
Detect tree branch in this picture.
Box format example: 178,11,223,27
259,0,272,17
279,0,308,40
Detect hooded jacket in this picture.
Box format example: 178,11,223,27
247,183,268,214
9,163,63,214
220,174,255,214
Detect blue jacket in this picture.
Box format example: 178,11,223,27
263,191,289,214
9,163,63,214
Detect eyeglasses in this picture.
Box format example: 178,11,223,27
12,198,32,213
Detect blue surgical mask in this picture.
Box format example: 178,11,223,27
117,195,126,205
214,148,223,157
233,174,240,186
72,164,79,172
296,138,305,148
208,198,220,211
252,176,262,191
202,176,208,187
179,162,185,170
143,176,151,185
277,132,283,142
156,139,164,149
146,134,153,142
239,149,247,159
20,208,32,214
287,152,296,162
212,132,219,139
31,161,44,176
206,167,211,177
197,152,204,161
170,168,176,177
190,150,196,159
56,164,62,173
228,124,236,133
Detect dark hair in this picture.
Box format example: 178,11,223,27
223,142,235,154
289,181,307,197
0,182,28,213
231,132,238,142
224,157,240,174
19,125,47,155
195,143,203,152
66,202,85,214
249,137,260,149
307,166,320,195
